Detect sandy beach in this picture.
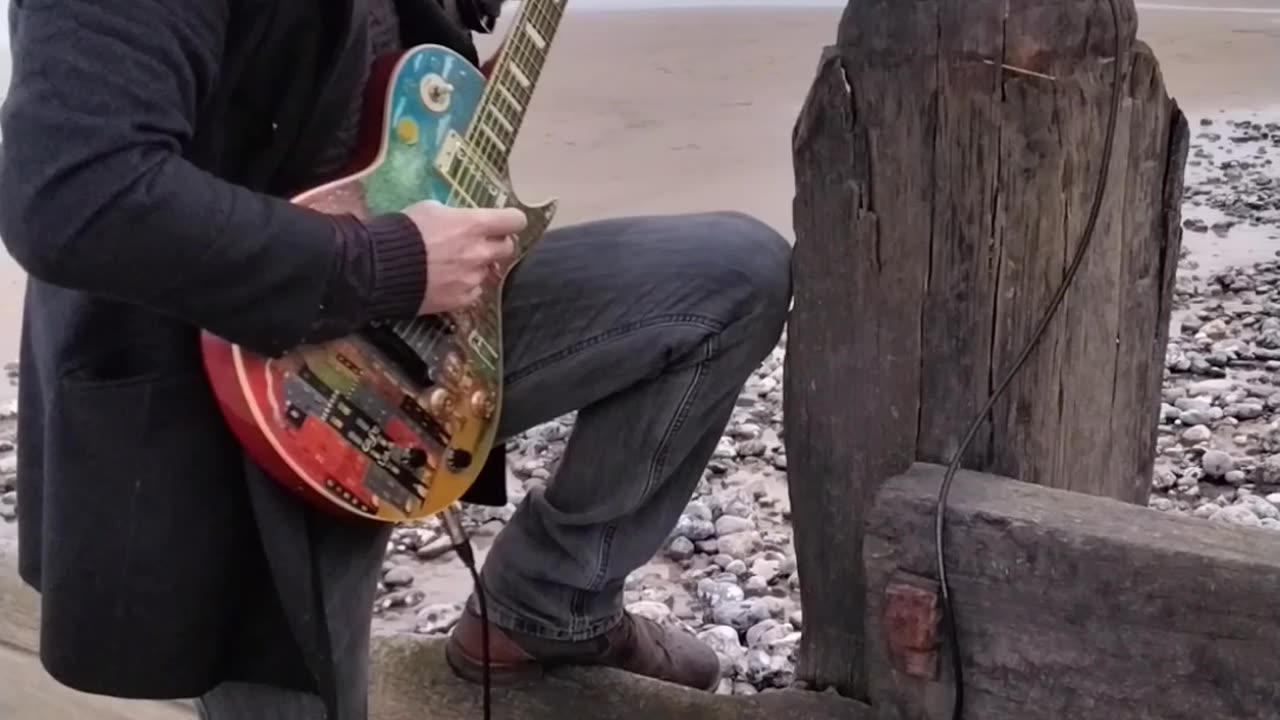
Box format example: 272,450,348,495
0,2,1277,403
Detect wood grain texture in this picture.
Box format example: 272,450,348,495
784,0,1187,700
865,464,1280,720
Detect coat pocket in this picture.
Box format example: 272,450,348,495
37,369,253,699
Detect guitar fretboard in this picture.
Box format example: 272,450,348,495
466,0,567,172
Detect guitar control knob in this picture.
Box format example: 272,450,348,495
446,448,473,472
405,447,429,468
391,446,430,469
421,74,454,113
428,388,454,415
442,352,463,381
470,389,495,419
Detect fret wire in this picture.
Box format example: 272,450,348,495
533,1,555,37
465,165,480,206
460,0,567,194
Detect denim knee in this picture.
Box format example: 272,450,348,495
701,211,792,337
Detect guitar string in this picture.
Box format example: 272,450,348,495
390,2,567,372
444,7,565,720
389,13,521,354
392,2,550,362
435,2,563,351
468,0,560,167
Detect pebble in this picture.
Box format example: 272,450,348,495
667,536,695,561
414,603,463,635
715,515,756,537
698,625,745,675
674,514,716,542
1200,450,1235,478
1211,505,1262,527
712,598,771,632
1181,425,1213,444
383,566,414,588
627,601,674,625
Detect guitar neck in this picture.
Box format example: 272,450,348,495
465,0,567,171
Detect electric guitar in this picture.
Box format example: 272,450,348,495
201,0,568,523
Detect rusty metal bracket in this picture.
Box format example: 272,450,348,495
883,574,941,680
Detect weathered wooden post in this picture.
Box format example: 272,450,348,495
783,0,1189,702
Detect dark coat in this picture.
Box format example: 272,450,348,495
0,0,507,705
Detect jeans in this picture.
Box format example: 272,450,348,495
196,210,792,718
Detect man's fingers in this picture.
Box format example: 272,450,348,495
471,207,528,235
484,236,515,261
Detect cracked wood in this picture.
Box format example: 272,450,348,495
784,0,1188,702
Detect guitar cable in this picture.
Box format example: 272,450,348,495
443,505,493,720
934,0,1127,717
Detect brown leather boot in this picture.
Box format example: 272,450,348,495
445,608,722,692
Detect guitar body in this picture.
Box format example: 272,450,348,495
202,43,557,523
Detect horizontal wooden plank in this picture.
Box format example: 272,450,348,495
865,463,1280,720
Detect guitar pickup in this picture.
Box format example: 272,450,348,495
434,130,509,209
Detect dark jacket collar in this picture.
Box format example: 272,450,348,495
393,0,480,64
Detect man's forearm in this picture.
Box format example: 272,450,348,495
0,0,426,357
0,139,426,356
312,213,429,346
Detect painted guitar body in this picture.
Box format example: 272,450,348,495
201,32,561,523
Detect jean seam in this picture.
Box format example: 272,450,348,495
571,523,618,635
505,313,725,388
644,334,717,501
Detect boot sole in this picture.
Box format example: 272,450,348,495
444,637,546,687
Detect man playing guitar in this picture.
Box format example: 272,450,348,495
0,0,792,717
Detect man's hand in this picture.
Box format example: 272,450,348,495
403,200,527,315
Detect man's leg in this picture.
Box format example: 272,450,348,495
446,211,791,689
194,489,394,720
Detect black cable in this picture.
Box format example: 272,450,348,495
934,0,1127,717
454,539,492,720
444,507,492,720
